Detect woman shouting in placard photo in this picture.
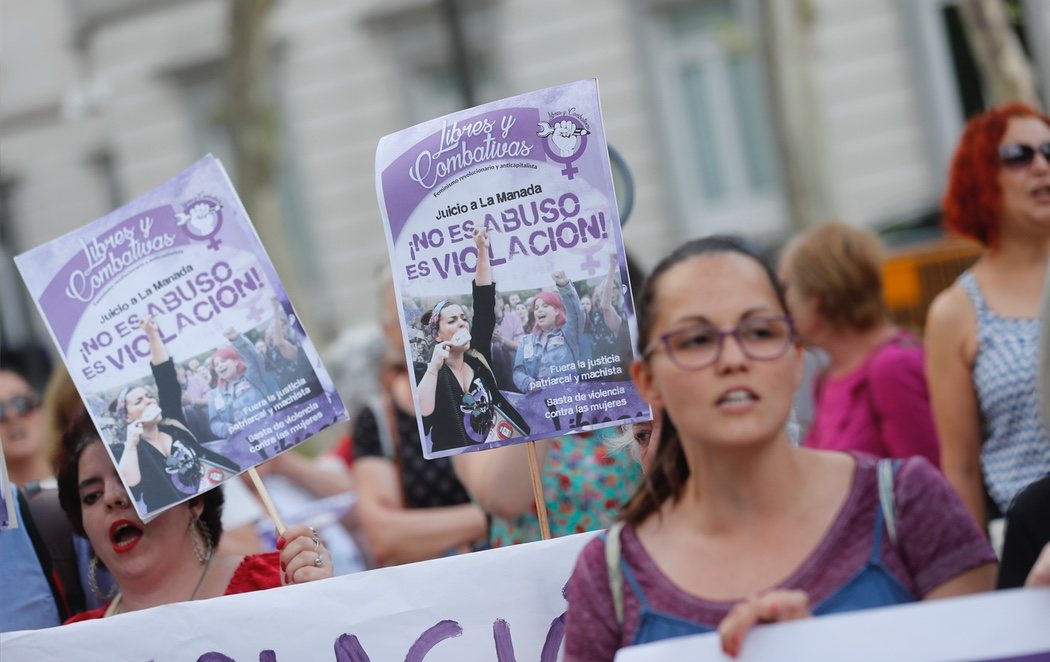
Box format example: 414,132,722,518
416,228,530,453
115,316,239,514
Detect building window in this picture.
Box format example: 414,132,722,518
374,0,501,124
173,62,239,180
169,60,318,287
941,0,1033,119
0,176,43,370
905,0,1043,181
642,0,785,235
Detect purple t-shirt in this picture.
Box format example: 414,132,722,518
563,454,994,661
805,333,940,467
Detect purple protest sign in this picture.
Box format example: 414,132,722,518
375,79,649,459
15,155,347,521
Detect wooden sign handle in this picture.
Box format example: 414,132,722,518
247,466,286,536
525,441,552,540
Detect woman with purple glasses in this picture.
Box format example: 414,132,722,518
926,103,1050,531
563,236,995,660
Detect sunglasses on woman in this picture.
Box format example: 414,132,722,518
998,142,1050,169
0,393,39,423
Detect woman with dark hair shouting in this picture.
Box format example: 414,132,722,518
416,228,529,452
115,316,239,513
59,413,331,621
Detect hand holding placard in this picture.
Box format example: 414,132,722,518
717,590,811,658
277,523,333,585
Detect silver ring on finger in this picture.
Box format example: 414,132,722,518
313,553,324,568
313,536,321,552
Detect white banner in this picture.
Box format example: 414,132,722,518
615,588,1050,662
0,531,594,661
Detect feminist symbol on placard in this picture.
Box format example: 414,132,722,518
176,197,224,250
538,116,590,180
246,296,268,324
579,250,602,275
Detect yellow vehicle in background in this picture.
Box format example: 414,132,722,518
882,235,982,334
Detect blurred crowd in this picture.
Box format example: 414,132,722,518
1,103,1049,660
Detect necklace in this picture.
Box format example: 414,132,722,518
189,552,215,600
104,553,214,617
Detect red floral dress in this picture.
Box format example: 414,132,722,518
489,429,641,546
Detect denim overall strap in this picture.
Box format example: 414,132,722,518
604,522,716,644
620,548,650,611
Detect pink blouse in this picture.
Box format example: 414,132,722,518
805,332,940,466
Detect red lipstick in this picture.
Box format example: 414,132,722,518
109,519,143,554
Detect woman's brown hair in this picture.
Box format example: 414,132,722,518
781,222,886,332
620,236,788,526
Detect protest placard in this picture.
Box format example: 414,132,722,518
14,155,347,521
0,530,596,661
614,588,1050,662
375,79,648,458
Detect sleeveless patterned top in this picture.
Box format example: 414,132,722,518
959,271,1050,512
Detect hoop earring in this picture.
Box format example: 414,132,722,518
191,516,214,564
88,555,117,601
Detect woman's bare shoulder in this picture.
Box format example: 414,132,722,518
799,448,857,491
926,283,977,344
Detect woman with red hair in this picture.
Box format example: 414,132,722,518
208,326,276,440
926,103,1050,530
512,272,586,393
